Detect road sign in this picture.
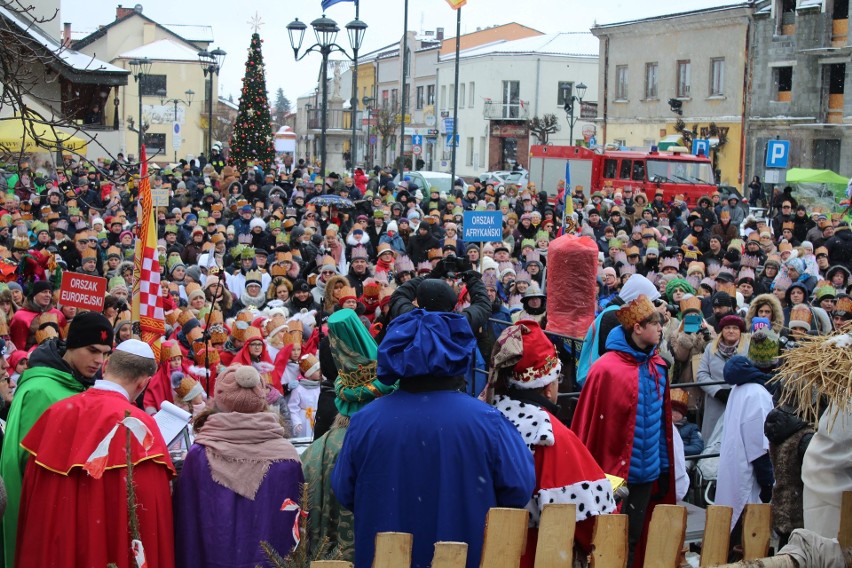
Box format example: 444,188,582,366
427,129,439,136
172,122,182,151
58,272,107,311
412,134,423,146
412,145,422,156
152,187,170,207
693,138,710,157
443,117,455,134
766,140,790,168
445,133,459,148
441,111,450,118
463,211,502,242
369,135,377,145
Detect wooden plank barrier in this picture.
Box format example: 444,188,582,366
741,504,772,561
373,532,412,568
431,542,468,568
644,505,688,568
534,504,576,568
700,506,733,567
310,562,353,568
840,491,852,550
590,514,629,568
479,508,529,568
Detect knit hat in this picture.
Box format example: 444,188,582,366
214,365,267,413
509,320,561,389
718,314,746,332
616,295,656,329
378,309,477,386
66,311,114,349
747,325,780,370
28,280,52,299
328,309,396,417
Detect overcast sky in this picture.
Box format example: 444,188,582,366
61,0,735,104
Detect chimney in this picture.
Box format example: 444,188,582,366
116,4,134,20
63,22,72,47
436,27,444,40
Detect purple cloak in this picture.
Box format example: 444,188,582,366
173,445,305,567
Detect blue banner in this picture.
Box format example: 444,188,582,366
322,0,355,10
462,211,502,242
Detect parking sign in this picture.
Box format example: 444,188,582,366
692,139,710,157
765,140,790,168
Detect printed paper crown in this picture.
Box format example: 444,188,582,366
243,326,263,344
299,353,320,377
716,281,737,297
679,296,702,315
835,296,852,314
687,261,705,276
789,305,813,329
245,270,262,286
351,245,369,260
282,320,303,346
177,309,195,327
194,342,220,366
660,257,680,271
670,388,690,410
160,341,182,364
737,268,756,283
616,294,656,329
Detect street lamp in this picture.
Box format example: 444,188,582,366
128,57,153,158
286,14,367,178
159,89,195,161
362,96,375,167
197,47,227,158
562,81,587,145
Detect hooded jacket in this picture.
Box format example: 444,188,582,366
824,228,852,270
745,293,785,334
0,339,90,566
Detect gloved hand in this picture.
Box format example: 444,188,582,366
759,484,773,503
714,389,730,404
286,380,300,392
460,269,481,284
428,260,446,279
652,472,670,501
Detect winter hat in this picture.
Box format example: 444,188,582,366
327,309,397,417
386,220,399,234
378,309,477,385
665,278,695,302
66,311,114,349
509,320,561,389
619,274,661,303
748,326,780,370
785,257,806,275
28,280,52,298
718,314,746,332
416,279,458,313
214,365,267,413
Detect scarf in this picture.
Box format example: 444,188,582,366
195,412,299,500
717,339,739,359
239,290,265,308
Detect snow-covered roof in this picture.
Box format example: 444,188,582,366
0,4,127,75
218,96,238,111
442,32,598,61
162,24,214,43
118,39,202,62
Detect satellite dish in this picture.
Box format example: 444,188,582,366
134,4,143,13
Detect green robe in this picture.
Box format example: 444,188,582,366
300,423,354,563
1,365,86,567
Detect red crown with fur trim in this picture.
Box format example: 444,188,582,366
511,320,560,389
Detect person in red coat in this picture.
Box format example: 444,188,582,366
8,281,66,350
16,339,176,568
486,320,615,567
571,295,675,568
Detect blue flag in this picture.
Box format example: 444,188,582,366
321,0,355,10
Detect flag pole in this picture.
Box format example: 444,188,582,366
399,0,409,172
449,6,461,190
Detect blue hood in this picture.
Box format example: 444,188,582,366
723,355,768,386
604,325,655,363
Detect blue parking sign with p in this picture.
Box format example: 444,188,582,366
765,140,790,168
692,139,710,157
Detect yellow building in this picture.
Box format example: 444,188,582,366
72,5,217,164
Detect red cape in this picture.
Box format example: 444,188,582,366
17,388,175,568
570,349,676,566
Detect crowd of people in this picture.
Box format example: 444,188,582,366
0,150,848,567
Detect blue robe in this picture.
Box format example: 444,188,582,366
331,389,535,568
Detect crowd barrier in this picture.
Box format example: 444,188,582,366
309,492,851,568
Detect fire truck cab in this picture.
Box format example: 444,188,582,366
529,145,718,207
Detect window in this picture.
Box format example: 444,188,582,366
469,82,475,107
604,158,618,179
502,80,520,118
143,133,166,152
440,85,446,109
644,63,658,99
710,58,725,96
427,84,435,105
632,160,646,182
140,74,166,97
391,88,399,108
776,66,793,101
615,66,628,100
381,90,389,108
479,136,486,168
459,83,466,108
619,159,633,180
557,81,573,106
676,60,691,98
416,86,424,110
466,137,474,166
813,139,841,171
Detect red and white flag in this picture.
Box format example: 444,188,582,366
83,416,155,479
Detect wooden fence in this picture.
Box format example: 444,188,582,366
310,492,852,568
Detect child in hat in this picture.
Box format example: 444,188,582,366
288,353,321,438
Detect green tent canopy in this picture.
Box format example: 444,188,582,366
785,168,849,185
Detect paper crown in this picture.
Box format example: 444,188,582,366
160,341,182,364
236,311,254,323
269,263,288,277
660,257,680,271
670,389,690,413
231,320,250,342
716,281,737,297
209,324,228,346
679,296,702,315
243,326,263,344
193,343,220,367
351,245,369,260
394,255,415,273
299,353,320,377
616,295,656,329
835,296,852,314
282,320,303,346
245,270,262,286
687,261,705,276
789,305,813,329
510,320,560,389
177,309,195,327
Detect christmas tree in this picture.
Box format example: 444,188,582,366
228,33,274,171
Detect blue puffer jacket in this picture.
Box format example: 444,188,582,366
606,326,669,484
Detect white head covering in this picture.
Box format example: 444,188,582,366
619,274,661,303
115,338,155,360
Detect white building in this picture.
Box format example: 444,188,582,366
434,32,599,179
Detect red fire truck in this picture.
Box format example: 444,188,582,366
528,145,718,206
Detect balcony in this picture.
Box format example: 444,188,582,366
483,100,530,121
306,108,354,131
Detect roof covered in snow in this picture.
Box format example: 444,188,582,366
162,24,214,43
442,32,599,61
118,39,202,62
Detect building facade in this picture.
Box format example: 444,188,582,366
592,5,753,187
747,0,851,185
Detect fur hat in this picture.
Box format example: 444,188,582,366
214,365,267,413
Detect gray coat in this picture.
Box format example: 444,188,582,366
696,334,751,440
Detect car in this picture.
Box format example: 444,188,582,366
394,171,468,195
477,171,512,186
503,170,529,188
